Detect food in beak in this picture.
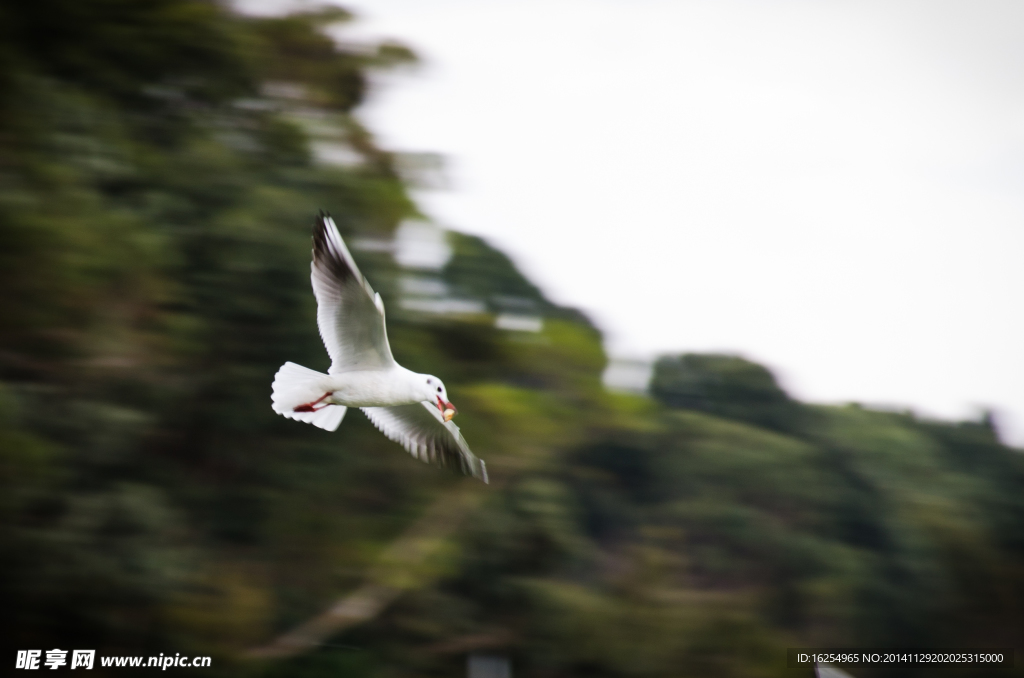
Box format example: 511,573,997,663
437,397,457,422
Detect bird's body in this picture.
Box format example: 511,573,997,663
327,367,425,407
278,366,427,409
271,214,487,482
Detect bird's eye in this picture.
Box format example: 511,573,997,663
437,387,442,393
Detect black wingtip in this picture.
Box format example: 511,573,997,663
313,211,333,244
312,212,324,244
311,210,357,283
312,212,329,249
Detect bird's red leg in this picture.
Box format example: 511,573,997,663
294,393,331,413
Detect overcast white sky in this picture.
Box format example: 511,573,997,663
240,0,1024,445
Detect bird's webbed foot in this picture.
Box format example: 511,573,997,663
294,393,331,412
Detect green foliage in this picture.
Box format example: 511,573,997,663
650,354,804,433
2,3,1023,678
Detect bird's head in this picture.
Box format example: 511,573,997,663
424,376,457,422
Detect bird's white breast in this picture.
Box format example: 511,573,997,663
324,368,422,407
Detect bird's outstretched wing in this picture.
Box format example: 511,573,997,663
312,213,395,374
360,403,489,483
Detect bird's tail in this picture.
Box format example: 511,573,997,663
271,362,346,431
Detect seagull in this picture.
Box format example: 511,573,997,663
271,213,488,482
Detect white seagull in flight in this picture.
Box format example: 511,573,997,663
271,213,488,482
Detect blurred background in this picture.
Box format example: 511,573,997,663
312,0,1024,448
1,2,1022,677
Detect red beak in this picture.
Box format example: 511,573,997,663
437,397,457,420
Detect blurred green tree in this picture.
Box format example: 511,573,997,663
651,353,804,433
